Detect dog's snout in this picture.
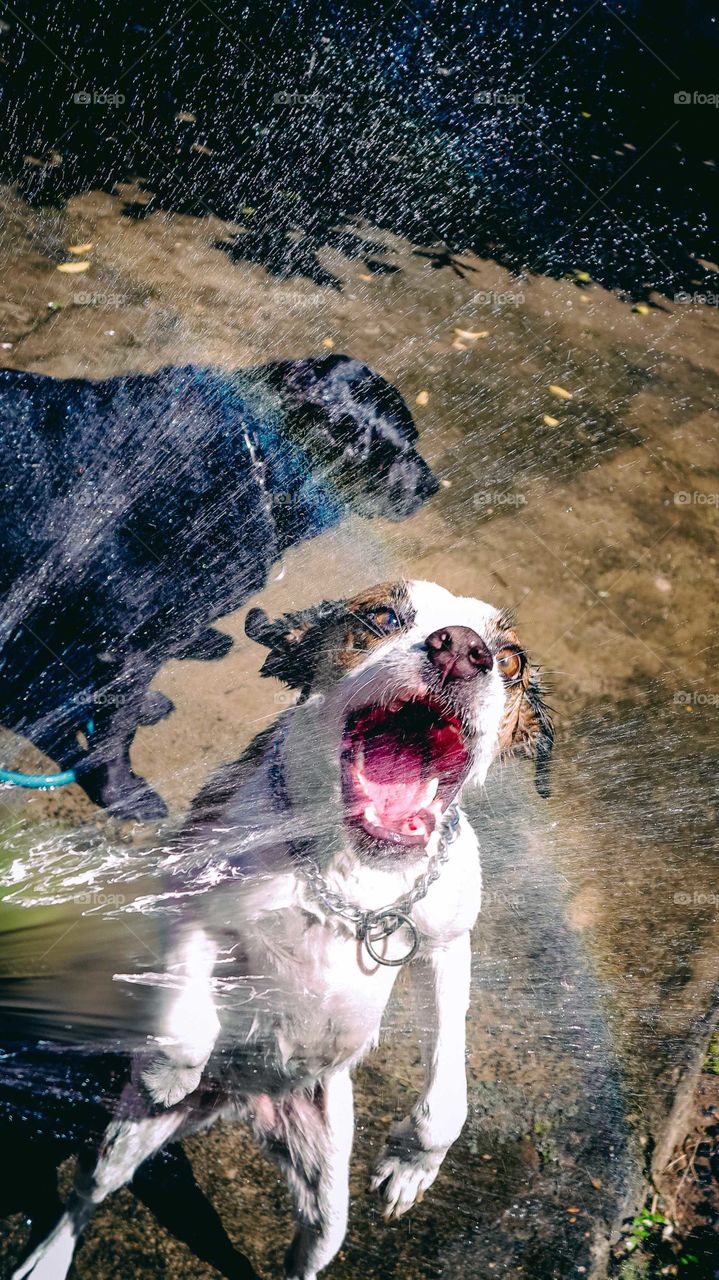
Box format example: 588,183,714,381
425,626,493,681
416,461,440,500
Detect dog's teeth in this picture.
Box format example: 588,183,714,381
364,803,381,826
425,776,439,803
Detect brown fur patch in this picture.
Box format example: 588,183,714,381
492,624,554,796
324,581,414,677
244,582,414,691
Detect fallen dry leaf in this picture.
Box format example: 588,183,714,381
548,383,573,400
453,327,489,340
321,337,335,349
632,302,650,315
452,340,468,351
56,261,90,273
543,414,560,427
358,273,373,282
68,242,93,255
415,390,429,406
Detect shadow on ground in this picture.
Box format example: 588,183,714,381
1,1,717,300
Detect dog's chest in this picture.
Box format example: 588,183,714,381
205,830,480,1087
212,902,399,1083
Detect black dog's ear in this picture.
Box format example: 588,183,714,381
502,670,555,797
258,356,352,402
245,599,346,691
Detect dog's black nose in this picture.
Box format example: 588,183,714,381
417,462,440,499
425,626,493,681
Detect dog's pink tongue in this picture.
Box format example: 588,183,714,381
362,732,429,824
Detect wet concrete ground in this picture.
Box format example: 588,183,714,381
0,184,718,1278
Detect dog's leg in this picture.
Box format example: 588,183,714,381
371,931,471,1218
174,627,235,661
136,689,175,726
11,1085,193,1280
253,1070,353,1280
139,925,220,1108
76,656,168,820
285,1071,354,1280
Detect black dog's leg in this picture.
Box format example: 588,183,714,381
253,1071,354,1280
76,658,168,821
174,627,235,661
2,674,167,821
137,690,175,726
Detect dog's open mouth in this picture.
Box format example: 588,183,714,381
341,699,470,847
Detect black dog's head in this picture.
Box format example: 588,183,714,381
259,355,438,520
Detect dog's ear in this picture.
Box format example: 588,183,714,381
245,599,345,691
257,356,350,403
504,669,554,797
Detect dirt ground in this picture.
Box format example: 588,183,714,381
0,184,718,1278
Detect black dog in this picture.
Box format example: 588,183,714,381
0,355,437,819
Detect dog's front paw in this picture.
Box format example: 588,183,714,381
137,690,175,726
79,763,168,821
369,1146,444,1220
12,1213,77,1280
111,784,168,822
177,628,234,661
139,1059,204,1108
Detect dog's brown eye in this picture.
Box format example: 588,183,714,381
366,606,402,635
496,647,524,681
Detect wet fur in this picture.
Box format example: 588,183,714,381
0,357,436,820
11,580,551,1280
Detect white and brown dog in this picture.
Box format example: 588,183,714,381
13,579,552,1280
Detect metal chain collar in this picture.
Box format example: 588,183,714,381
299,805,461,966
267,705,462,966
